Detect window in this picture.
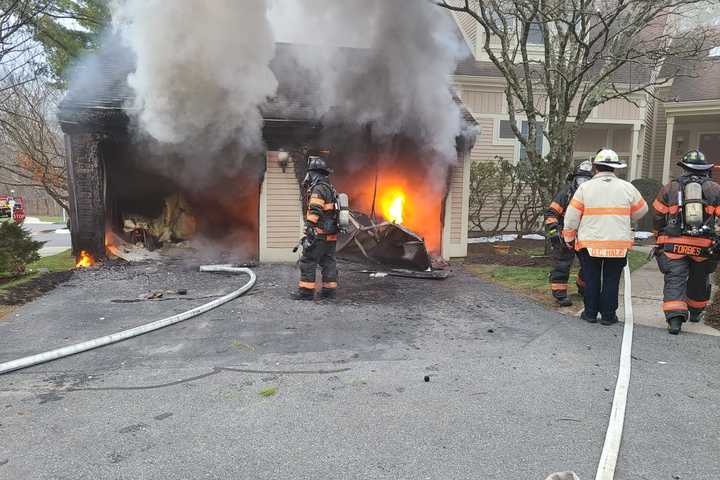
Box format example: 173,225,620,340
520,121,545,161
526,22,543,45
498,120,515,139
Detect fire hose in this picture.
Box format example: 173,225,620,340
0,265,256,376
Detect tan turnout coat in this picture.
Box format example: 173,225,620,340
562,171,648,257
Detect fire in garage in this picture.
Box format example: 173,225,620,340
59,3,477,268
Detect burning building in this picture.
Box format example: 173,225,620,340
58,43,477,265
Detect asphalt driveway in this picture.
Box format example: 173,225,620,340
0,261,717,479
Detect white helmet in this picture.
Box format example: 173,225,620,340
593,148,626,169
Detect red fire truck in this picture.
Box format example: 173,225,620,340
0,194,26,223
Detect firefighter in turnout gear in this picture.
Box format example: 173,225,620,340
653,150,720,334
544,161,593,306
293,156,340,301
563,149,648,325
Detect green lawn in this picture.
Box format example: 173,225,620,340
466,249,650,306
0,249,74,291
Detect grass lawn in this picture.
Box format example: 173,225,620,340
0,249,74,292
466,249,651,307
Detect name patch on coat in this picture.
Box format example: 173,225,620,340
670,244,703,256
588,248,627,257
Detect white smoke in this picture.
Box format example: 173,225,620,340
269,0,465,160
113,0,277,152
110,0,465,162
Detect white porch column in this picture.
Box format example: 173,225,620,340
662,116,676,184
629,124,642,180
605,127,615,149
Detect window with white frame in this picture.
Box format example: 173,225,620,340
498,120,515,140
520,121,545,161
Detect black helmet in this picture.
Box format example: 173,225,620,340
306,156,331,175
678,150,713,171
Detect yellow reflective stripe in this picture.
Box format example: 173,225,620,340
299,281,315,289
569,199,584,212
322,282,337,289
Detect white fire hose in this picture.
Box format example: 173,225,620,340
0,265,256,375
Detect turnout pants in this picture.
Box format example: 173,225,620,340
298,239,338,293
549,242,585,299
656,252,717,322
578,249,626,318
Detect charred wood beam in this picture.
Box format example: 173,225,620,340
65,133,105,259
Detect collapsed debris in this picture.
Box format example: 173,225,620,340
336,211,449,279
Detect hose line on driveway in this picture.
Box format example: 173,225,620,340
0,265,256,375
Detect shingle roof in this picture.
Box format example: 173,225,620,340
668,59,720,102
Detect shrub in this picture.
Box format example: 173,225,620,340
0,221,45,274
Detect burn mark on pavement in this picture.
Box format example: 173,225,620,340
36,391,64,404
0,459,8,467
63,366,351,392
153,412,173,421
108,452,125,464
119,423,149,434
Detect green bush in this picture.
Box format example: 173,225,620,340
631,178,663,231
0,221,45,274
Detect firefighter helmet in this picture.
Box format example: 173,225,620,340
593,148,626,169
575,160,593,177
306,156,332,175
677,150,713,171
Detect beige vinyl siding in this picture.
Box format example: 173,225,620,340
594,98,642,121
448,161,464,243
471,117,516,163
442,149,470,259
264,152,302,250
453,10,477,50
460,90,505,115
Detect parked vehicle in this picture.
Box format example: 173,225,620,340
0,195,26,223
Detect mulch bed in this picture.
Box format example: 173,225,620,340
0,271,74,306
466,239,553,267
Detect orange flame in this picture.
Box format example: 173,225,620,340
381,190,405,224
76,250,95,268
332,155,447,254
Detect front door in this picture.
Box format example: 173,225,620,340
699,133,720,164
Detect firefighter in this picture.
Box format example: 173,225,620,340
293,156,339,301
545,160,593,306
652,150,720,334
563,149,648,325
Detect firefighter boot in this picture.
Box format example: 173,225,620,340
556,296,573,307
600,312,619,326
320,288,336,300
689,309,704,323
668,316,683,335
581,311,598,323
291,288,315,301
